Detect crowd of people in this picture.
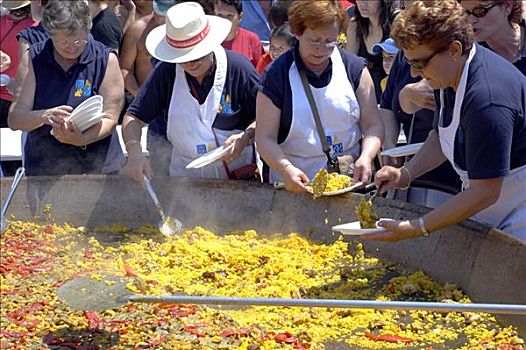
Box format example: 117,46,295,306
1,0,525,241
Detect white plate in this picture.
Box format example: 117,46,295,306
73,95,103,113
332,218,394,236
75,114,103,132
185,144,235,169
381,142,424,158
70,105,103,122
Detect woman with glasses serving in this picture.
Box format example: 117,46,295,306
367,0,526,242
8,0,125,176
256,0,383,192
459,0,525,75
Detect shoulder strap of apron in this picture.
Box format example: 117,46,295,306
298,69,339,172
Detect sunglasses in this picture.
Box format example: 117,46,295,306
406,47,447,70
464,3,498,18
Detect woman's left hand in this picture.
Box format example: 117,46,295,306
362,219,422,242
223,131,252,163
353,155,372,183
51,119,88,147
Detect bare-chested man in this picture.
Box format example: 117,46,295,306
109,0,153,33
119,13,163,96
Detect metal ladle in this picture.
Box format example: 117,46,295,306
1,167,25,233
143,175,183,237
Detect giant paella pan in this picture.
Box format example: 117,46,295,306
1,175,525,349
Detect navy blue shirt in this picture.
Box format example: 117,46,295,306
128,49,259,131
381,51,460,191
25,36,118,176
434,44,526,179
17,23,49,47
259,44,366,144
91,7,123,51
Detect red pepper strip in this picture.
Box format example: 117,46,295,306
186,322,209,328
255,283,270,291
498,345,524,350
124,261,138,277
0,330,34,338
43,225,54,234
184,326,206,337
147,335,169,346
365,333,413,344
220,329,249,337
293,342,311,350
136,319,168,327
156,304,198,317
261,331,276,341
275,332,299,344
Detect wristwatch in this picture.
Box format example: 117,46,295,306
418,217,430,237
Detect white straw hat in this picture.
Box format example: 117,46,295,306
145,2,231,64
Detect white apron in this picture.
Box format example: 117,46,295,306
270,49,362,182
166,46,253,178
438,45,526,240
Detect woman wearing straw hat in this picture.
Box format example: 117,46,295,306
122,1,260,188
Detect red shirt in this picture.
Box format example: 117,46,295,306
256,52,272,75
340,0,355,10
0,16,35,101
221,27,263,68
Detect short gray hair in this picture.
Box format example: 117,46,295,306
42,0,92,35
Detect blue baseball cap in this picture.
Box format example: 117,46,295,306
153,0,177,16
372,38,399,55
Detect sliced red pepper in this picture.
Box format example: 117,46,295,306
124,261,138,277
261,331,276,341
497,345,524,350
147,334,168,346
184,326,206,337
83,251,94,259
255,283,270,291
275,332,298,344
43,225,54,234
365,333,413,343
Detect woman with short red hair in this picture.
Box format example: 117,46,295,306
256,0,383,192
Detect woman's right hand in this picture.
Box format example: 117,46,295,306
282,165,309,193
122,153,153,190
373,165,405,192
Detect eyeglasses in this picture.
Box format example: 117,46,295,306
406,47,446,70
305,39,339,49
464,3,498,18
53,38,88,49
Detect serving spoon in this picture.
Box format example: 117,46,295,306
143,175,183,237
1,167,25,233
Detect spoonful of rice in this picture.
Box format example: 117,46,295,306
143,175,183,237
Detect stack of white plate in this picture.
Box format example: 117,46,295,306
68,95,104,132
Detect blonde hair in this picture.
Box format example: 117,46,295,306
288,0,347,36
391,0,474,54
